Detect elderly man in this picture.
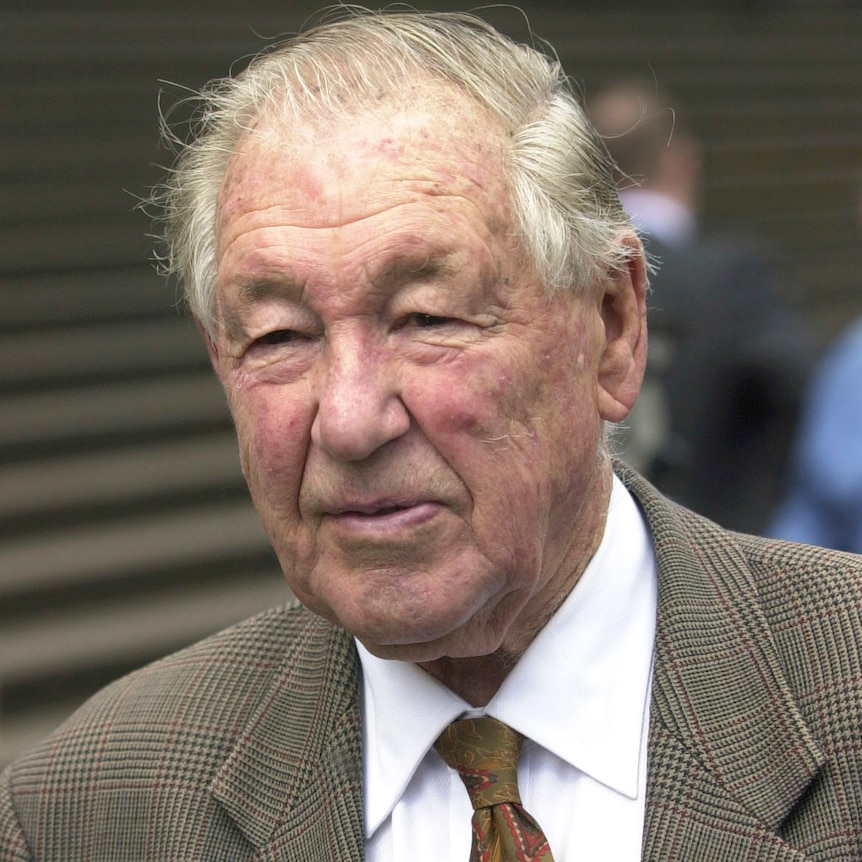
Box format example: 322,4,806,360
2,10,861,862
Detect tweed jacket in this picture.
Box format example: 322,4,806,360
2,466,862,861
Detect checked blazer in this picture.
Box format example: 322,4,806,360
2,464,862,860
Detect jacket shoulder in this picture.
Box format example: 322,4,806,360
733,531,862,676
1,602,337,801
2,603,361,860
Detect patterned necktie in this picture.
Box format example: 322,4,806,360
434,716,556,862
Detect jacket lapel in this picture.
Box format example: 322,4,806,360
209,610,365,861
619,465,826,861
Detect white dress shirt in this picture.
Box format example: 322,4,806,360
359,476,658,861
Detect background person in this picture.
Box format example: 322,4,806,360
588,79,815,534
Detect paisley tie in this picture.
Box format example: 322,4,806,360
434,716,556,862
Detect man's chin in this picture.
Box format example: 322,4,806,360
352,620,505,665
286,565,508,660
356,637,451,664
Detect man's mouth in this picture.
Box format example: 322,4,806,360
324,500,442,534
338,502,410,515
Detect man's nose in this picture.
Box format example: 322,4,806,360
310,337,410,461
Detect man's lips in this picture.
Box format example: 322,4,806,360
322,500,443,534
327,499,418,516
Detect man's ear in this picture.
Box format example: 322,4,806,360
596,233,648,423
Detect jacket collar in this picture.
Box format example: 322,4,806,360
618,464,826,858
209,609,365,861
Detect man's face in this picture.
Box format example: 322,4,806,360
209,88,632,663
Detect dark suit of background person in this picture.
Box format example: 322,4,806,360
2,14,861,862
589,81,814,534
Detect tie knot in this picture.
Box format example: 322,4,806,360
434,716,525,809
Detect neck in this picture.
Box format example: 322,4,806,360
420,650,520,706
418,467,613,706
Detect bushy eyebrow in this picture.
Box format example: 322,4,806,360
218,248,460,340
372,251,454,287
219,277,305,341
236,277,304,305
230,249,453,301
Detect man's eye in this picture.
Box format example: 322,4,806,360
255,330,302,346
406,313,453,328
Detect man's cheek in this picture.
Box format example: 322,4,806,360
234,408,304,498
416,362,514,436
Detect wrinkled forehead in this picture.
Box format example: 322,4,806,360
215,79,512,233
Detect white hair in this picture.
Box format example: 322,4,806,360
155,8,637,335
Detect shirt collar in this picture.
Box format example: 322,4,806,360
357,475,657,836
